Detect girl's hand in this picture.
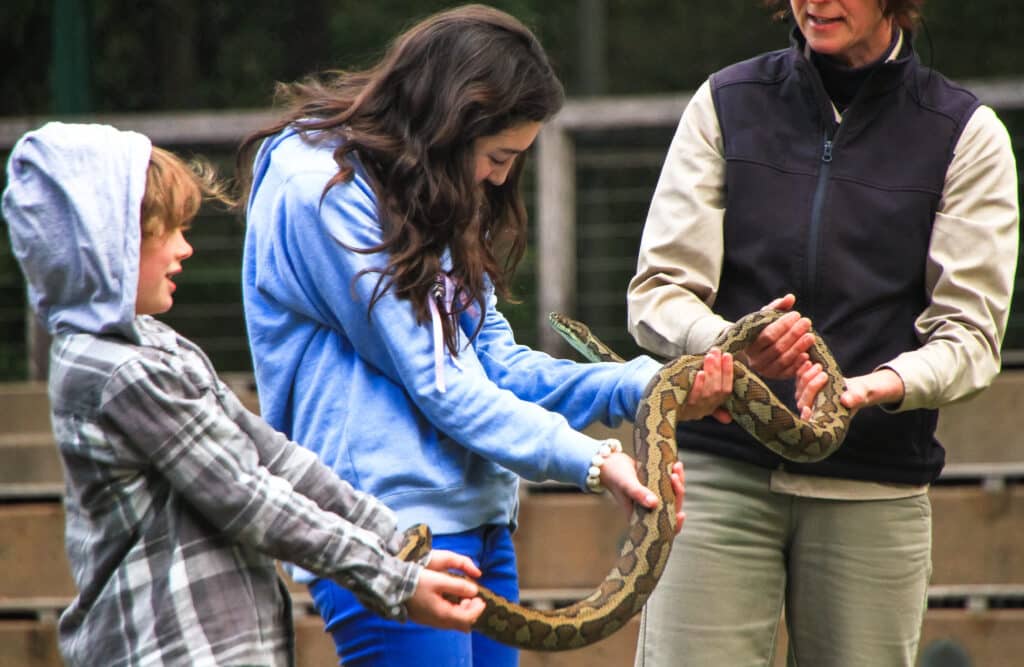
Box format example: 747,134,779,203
795,359,829,419
737,293,815,380
679,347,734,424
600,455,686,534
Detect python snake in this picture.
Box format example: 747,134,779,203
398,308,852,651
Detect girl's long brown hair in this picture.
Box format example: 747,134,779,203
237,4,564,354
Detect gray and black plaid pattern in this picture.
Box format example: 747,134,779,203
51,316,419,667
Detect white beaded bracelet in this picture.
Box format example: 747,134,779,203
585,438,623,493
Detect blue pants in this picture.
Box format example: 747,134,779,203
309,524,519,667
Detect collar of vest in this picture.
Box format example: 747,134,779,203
787,24,918,101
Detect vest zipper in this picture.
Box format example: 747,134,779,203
806,134,833,312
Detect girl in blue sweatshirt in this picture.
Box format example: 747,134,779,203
238,5,733,665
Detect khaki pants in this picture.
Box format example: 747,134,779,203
635,450,932,667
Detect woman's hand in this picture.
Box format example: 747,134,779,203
795,361,906,418
737,293,815,380
406,550,485,631
600,456,686,533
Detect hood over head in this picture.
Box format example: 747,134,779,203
3,122,152,341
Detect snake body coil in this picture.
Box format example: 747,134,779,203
398,309,851,650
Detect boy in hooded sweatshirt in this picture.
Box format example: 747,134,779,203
1,121,485,667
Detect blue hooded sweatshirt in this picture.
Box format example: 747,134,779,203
242,128,661,580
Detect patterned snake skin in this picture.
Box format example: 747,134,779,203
397,309,851,651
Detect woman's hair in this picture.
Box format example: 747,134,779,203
763,1,924,31
142,147,232,237
237,4,565,354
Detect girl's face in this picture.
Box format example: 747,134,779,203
471,121,543,186
790,0,894,68
136,225,192,316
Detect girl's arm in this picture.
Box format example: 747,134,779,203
251,168,607,487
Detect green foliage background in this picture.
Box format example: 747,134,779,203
5,1,1024,115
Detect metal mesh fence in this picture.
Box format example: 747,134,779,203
571,126,677,361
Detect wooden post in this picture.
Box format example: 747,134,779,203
51,0,93,114
26,312,50,381
577,0,608,97
536,121,576,356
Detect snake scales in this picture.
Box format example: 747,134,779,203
398,308,852,651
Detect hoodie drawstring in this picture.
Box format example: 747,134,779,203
428,273,463,393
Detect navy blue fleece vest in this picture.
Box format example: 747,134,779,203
676,41,980,485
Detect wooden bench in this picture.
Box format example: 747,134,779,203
0,598,337,667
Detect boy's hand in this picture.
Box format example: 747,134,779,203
406,549,485,631
406,569,485,631
425,549,482,578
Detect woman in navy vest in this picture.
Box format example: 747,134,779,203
627,1,1019,664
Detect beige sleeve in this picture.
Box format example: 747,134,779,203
884,105,1020,411
627,80,733,358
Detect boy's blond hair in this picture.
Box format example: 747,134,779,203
140,147,233,237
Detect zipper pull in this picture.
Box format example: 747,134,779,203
822,139,834,163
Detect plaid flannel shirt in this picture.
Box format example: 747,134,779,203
50,316,420,667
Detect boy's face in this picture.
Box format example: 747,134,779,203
136,226,192,316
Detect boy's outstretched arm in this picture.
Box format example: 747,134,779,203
99,355,477,622
219,381,489,630
217,381,405,550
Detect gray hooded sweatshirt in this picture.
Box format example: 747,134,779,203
3,122,419,667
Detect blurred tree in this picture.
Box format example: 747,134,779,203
4,1,1023,116
52,0,92,113
2,0,52,114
